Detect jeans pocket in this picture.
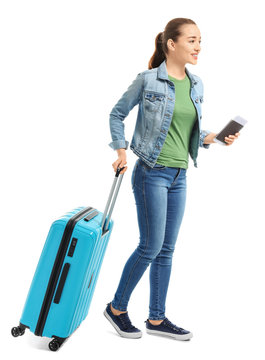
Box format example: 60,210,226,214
138,159,166,171
152,163,166,170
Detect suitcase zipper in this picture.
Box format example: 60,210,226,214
35,206,95,336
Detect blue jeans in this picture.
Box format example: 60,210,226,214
111,158,187,320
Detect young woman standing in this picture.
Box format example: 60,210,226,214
104,17,240,340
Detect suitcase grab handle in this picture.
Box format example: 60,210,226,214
101,166,125,234
115,166,125,177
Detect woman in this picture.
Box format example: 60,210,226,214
103,18,240,340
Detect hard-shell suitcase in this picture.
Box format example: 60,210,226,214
11,167,125,351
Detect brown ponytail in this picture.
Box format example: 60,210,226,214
148,18,197,69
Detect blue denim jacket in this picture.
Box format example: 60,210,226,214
108,60,211,168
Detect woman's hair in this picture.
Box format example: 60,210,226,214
148,18,196,69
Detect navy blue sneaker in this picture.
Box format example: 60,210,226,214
145,318,193,340
104,302,142,339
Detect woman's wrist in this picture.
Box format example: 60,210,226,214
204,132,217,144
116,148,126,155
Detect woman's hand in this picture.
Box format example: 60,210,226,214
224,132,240,146
112,148,128,174
204,132,241,145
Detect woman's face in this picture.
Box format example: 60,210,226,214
167,24,201,66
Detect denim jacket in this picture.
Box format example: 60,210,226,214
108,60,211,168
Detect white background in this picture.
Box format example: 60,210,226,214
1,0,264,358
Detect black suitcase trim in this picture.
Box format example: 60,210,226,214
53,263,71,304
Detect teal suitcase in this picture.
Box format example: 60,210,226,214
11,167,124,351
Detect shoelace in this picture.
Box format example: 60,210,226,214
118,313,136,330
163,318,185,332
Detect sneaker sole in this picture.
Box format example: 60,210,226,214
146,328,193,341
103,309,142,339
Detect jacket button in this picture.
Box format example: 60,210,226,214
195,98,199,103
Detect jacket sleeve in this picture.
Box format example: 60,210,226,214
197,78,211,149
108,72,144,151
199,129,211,148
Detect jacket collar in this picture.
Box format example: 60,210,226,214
157,59,197,87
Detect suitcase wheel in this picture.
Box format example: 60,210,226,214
49,338,61,352
11,326,25,337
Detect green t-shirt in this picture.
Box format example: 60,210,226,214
156,74,197,169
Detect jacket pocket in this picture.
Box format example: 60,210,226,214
144,92,165,114
144,91,165,103
142,91,165,143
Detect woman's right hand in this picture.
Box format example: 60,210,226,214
112,148,128,175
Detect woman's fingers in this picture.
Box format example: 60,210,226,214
225,132,240,145
119,166,128,174
112,159,128,173
224,136,233,145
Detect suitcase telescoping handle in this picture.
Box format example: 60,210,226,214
101,166,125,234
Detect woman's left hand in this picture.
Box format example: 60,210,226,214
224,132,240,146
